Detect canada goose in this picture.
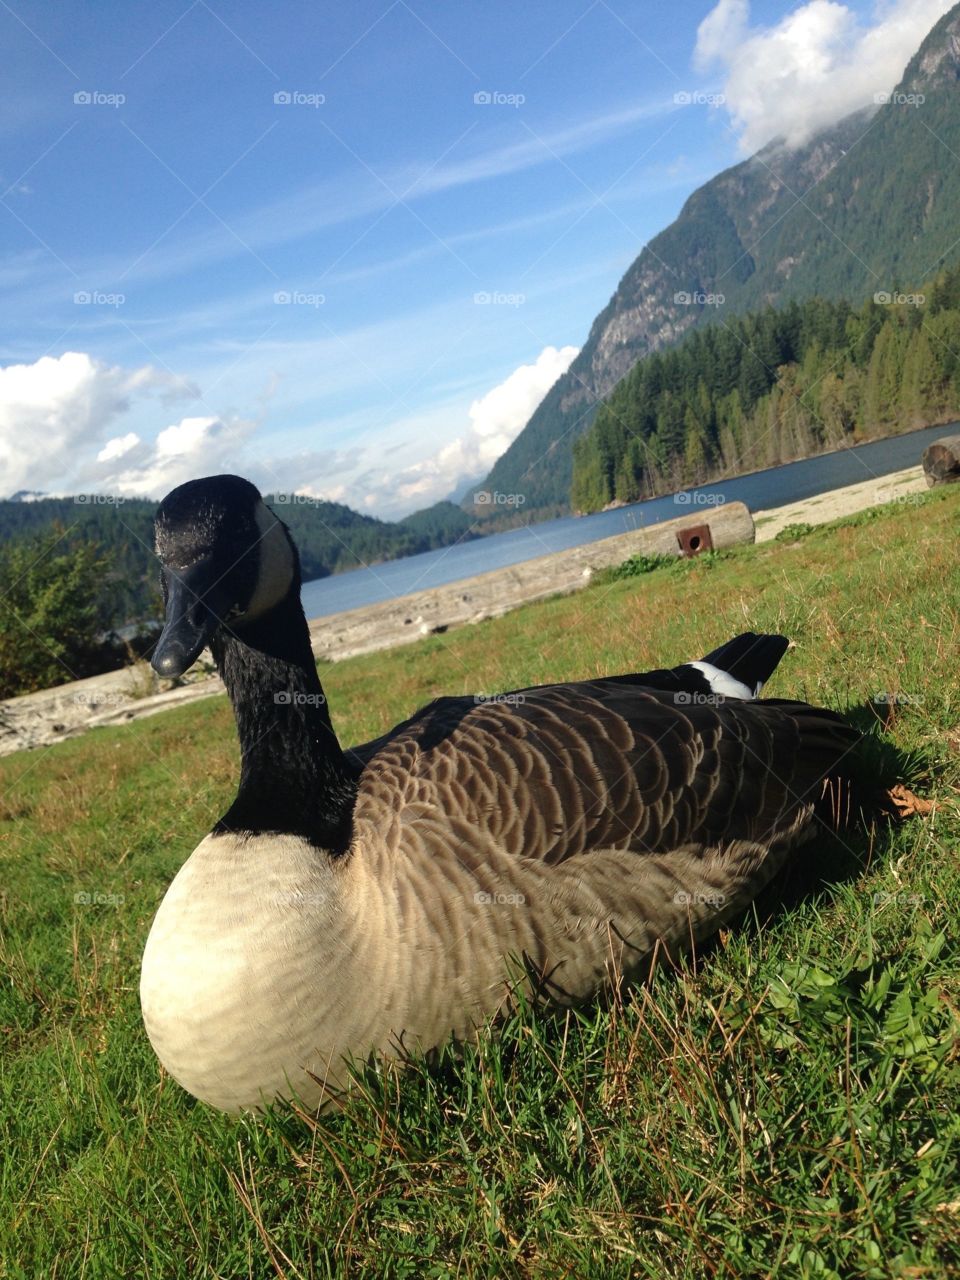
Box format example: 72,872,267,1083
141,474,861,1114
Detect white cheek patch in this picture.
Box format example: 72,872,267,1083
244,501,296,620
687,660,757,700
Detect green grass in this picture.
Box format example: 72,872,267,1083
3,486,960,1278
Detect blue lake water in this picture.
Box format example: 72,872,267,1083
300,423,952,619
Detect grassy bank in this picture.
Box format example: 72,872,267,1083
2,487,959,1278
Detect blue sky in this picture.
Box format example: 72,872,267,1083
0,0,950,515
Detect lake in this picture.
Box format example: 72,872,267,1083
300,423,951,619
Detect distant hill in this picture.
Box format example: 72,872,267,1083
476,1,960,516
0,494,477,624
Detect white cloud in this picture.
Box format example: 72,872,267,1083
254,447,366,503
0,344,579,519
0,352,189,496
331,345,580,518
98,416,256,498
695,0,951,152
0,351,242,501
154,416,217,459
97,432,139,462
468,346,579,455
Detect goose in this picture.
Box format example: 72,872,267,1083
141,474,862,1114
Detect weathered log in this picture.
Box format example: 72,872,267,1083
627,500,754,558
309,501,755,662
922,433,960,487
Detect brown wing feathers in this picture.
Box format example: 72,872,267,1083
358,683,858,864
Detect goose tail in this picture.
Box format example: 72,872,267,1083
688,632,790,700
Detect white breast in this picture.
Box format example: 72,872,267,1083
139,832,386,1111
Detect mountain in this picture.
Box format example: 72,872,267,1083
570,267,960,512
476,2,960,516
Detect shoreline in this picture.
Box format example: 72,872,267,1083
483,421,952,528
753,464,926,541
0,464,930,757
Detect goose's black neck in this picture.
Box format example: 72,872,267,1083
210,592,357,852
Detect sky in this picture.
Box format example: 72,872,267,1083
0,0,952,517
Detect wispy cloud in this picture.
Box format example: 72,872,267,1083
7,94,675,307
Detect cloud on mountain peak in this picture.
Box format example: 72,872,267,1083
695,0,951,152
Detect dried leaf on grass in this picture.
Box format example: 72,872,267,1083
883,784,936,818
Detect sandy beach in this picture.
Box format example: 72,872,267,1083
752,465,925,541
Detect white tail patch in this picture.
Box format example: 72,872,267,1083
687,661,758,700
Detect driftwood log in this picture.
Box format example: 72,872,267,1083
922,433,960,487
310,501,756,662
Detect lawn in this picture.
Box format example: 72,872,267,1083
1,487,959,1278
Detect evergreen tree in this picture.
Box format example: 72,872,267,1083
863,320,904,428
900,326,942,424
0,530,110,697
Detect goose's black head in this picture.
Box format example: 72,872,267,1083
152,474,298,678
